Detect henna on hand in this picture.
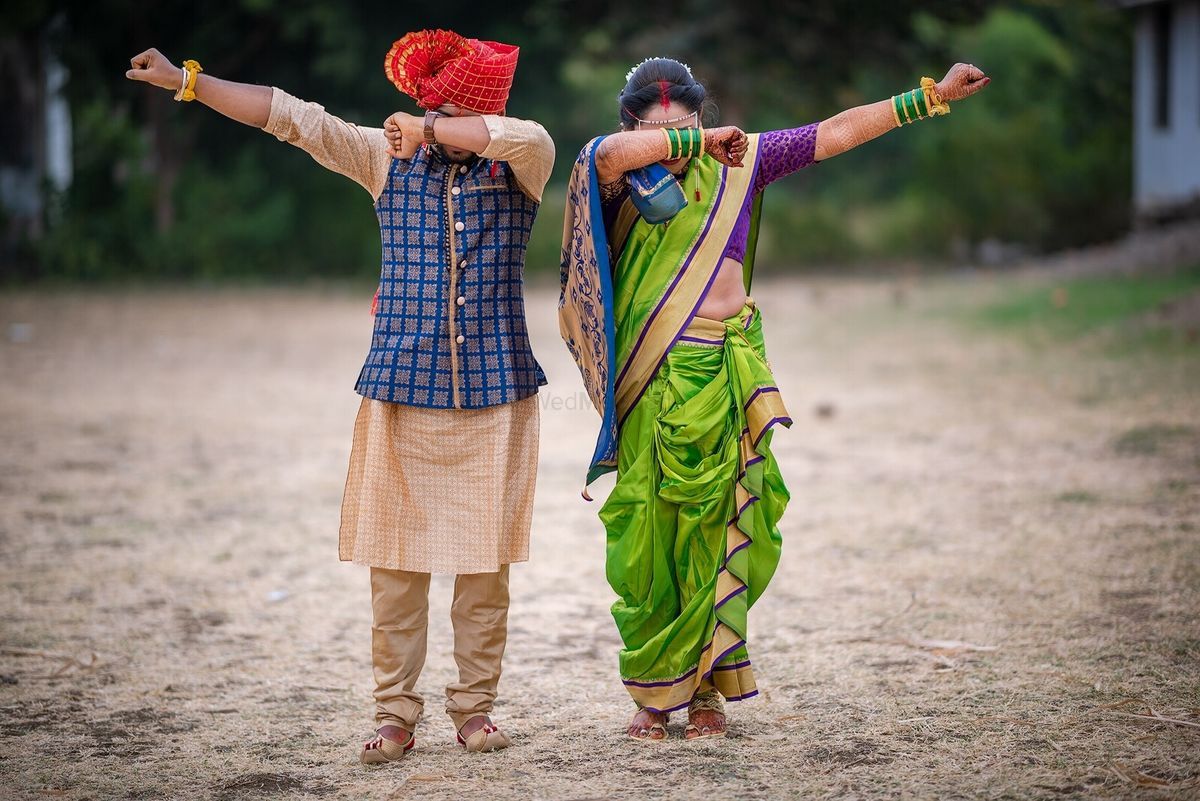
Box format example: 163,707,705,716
595,130,674,184
705,126,747,167
936,63,990,102
814,100,897,161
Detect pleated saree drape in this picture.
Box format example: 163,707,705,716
560,135,791,711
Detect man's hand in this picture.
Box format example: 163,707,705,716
125,48,183,92
383,112,422,159
936,63,990,102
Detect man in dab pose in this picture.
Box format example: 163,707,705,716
125,28,554,763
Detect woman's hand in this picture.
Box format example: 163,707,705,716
704,126,748,168
125,48,183,92
936,63,990,102
383,112,422,159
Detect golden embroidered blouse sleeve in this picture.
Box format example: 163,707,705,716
262,88,392,201
479,115,555,202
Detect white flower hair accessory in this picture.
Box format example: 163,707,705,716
624,57,694,83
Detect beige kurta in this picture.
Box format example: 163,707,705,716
262,89,553,574
341,397,539,573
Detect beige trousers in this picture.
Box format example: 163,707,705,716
370,565,510,732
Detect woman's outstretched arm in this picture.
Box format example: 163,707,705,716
814,62,989,161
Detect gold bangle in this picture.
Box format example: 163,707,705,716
921,76,950,116
181,59,203,102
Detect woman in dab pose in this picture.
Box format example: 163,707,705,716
559,57,988,741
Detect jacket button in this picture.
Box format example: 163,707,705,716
454,221,464,232
456,296,466,306
456,334,465,344
451,186,461,196
459,259,467,268
459,165,468,174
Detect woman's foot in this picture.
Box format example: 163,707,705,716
456,715,512,753
685,691,727,740
360,725,415,765
627,708,669,741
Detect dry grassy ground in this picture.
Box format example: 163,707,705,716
1,275,1197,800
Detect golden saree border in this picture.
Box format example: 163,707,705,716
619,301,791,711
623,622,757,713
613,135,763,425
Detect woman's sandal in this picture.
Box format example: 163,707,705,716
456,715,512,753
360,728,415,765
627,709,669,741
685,691,727,740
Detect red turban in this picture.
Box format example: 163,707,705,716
384,29,519,115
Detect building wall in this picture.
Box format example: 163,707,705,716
1133,0,1200,217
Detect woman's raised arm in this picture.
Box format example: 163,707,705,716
595,127,749,185
814,63,989,161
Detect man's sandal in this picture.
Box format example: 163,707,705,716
627,709,669,741
685,691,727,740
360,729,415,765
456,716,512,753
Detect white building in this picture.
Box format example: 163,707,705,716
1124,0,1200,222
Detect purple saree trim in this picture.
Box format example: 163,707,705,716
753,416,793,447
724,539,752,566
619,242,728,426
622,641,713,688
743,385,780,410
714,584,748,611
679,334,725,346
623,665,699,688
615,174,729,399
713,659,752,672
726,495,760,527
643,687,758,715
712,638,747,674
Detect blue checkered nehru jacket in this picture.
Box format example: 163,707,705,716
356,146,547,408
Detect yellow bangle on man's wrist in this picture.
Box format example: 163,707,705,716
180,59,203,102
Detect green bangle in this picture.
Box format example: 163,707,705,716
687,128,702,158
900,91,917,123
895,94,910,125
669,128,682,159
911,88,927,118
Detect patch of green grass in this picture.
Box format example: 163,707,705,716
1112,423,1197,456
1055,490,1100,504
973,264,1200,338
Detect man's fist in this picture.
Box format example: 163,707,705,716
383,112,421,160
125,48,182,91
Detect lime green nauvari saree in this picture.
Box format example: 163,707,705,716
559,135,791,712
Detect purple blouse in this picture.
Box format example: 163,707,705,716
601,123,819,262
726,123,818,261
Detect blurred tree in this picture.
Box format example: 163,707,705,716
0,0,1134,281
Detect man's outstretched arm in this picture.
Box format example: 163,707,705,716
126,48,272,127
126,48,391,199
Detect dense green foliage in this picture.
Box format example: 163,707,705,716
3,0,1132,282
